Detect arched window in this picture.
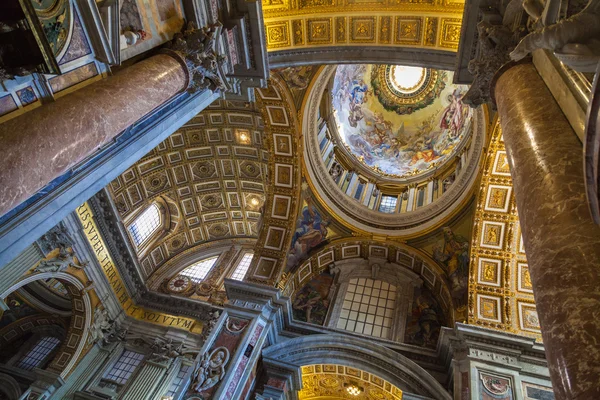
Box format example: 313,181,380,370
337,278,397,339
230,252,253,281
180,256,219,283
15,336,60,371
128,204,161,246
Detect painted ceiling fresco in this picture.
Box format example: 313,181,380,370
332,64,472,178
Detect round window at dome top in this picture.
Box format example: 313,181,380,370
331,64,473,180
389,66,426,94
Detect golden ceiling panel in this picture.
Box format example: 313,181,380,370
261,0,464,52
468,119,541,339
108,101,268,280
244,77,303,286
299,364,403,400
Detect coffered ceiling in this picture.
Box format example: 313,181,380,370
261,0,464,54
108,100,268,280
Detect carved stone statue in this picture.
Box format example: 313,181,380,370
510,0,600,71
192,347,230,392
149,337,185,364
37,222,74,256
167,22,227,93
90,307,113,343
35,250,83,273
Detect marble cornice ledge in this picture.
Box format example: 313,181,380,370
225,280,449,373
440,323,549,372
87,190,221,323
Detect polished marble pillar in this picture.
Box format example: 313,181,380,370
0,53,189,218
494,61,600,400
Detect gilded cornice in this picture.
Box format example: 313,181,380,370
261,0,464,53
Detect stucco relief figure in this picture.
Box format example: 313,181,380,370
511,0,600,72
192,347,230,392
90,307,112,343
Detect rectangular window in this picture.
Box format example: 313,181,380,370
337,278,397,339
416,186,425,207
354,181,365,201
15,336,60,371
103,350,144,385
231,253,253,281
378,195,398,213
164,364,191,398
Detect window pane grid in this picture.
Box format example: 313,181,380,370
337,278,397,339
128,204,161,246
378,195,398,213
165,364,191,397
180,256,219,283
230,253,253,281
15,336,60,371
103,350,144,385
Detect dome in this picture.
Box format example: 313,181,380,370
331,64,473,179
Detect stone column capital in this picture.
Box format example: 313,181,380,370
463,21,526,107
164,22,228,94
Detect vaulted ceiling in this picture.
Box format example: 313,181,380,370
108,100,268,279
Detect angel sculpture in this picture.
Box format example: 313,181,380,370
192,347,229,392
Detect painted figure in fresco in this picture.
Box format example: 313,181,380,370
404,289,442,348
440,89,467,140
291,273,334,325
288,198,331,268
433,227,469,299
409,137,437,166
331,64,472,177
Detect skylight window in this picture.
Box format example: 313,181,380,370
128,204,161,246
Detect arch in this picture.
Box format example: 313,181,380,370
283,237,456,326
0,271,92,379
147,238,256,289
262,334,451,400
244,76,303,285
0,373,21,400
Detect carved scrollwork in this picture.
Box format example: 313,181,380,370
166,22,227,93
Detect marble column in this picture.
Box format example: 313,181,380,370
0,53,188,218
120,359,170,400
493,61,600,400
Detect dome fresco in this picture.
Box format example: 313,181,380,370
332,64,473,178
